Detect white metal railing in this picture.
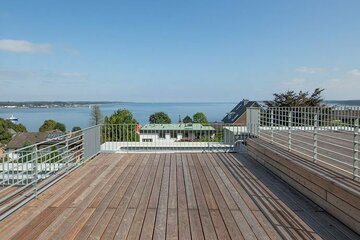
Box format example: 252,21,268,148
100,123,249,153
0,125,101,220
253,106,360,179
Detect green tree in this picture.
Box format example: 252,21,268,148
72,126,82,132
104,109,139,141
183,115,192,124
264,88,327,126
39,120,66,132
149,112,171,124
193,112,208,124
265,88,324,107
90,105,103,125
39,120,57,132
14,124,27,132
0,118,27,145
108,109,137,124
55,122,66,132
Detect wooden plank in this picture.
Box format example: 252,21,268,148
153,154,170,240
167,208,178,240
252,210,283,240
238,152,355,240
182,154,197,209
176,154,191,240
101,154,150,239
212,153,271,240
127,154,159,240
107,154,145,208
9,207,57,240
224,153,316,240
48,157,125,240
61,208,95,240
128,154,155,209
5,162,110,240
140,209,157,240
153,208,168,240
197,154,243,240
191,154,219,240
210,209,231,240
188,209,205,240
221,153,297,239
189,155,217,210
0,157,103,239
148,154,165,208
36,208,75,240
87,208,116,240
69,154,126,208
236,151,343,239
231,210,257,240
203,154,238,210
89,154,134,208
73,155,140,240
327,192,360,222
168,154,177,209
114,208,136,240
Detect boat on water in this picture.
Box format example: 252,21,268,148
6,115,19,123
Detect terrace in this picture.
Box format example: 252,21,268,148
0,106,359,239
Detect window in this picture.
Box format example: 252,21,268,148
142,138,153,142
159,131,165,139
170,131,177,138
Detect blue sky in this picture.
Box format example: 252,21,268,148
1,0,360,102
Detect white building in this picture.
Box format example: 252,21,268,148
139,123,215,143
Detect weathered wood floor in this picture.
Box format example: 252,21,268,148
0,153,358,239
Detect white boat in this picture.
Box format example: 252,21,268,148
6,115,18,123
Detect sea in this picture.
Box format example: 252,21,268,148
0,102,236,132
1,100,359,132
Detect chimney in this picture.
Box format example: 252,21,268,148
243,99,249,105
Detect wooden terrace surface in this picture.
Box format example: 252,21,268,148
0,153,358,239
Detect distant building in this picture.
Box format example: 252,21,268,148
6,130,66,158
140,123,215,143
222,99,259,125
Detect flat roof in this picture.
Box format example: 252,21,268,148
141,123,215,131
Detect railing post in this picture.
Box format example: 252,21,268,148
313,112,319,162
288,109,292,151
271,109,274,143
33,147,38,198
65,137,69,174
353,118,359,179
257,108,261,138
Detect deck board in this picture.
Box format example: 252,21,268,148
0,152,359,240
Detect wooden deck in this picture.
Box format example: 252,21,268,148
0,153,358,240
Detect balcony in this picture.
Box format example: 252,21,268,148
0,106,359,239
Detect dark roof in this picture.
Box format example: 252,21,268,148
6,130,65,149
222,100,259,123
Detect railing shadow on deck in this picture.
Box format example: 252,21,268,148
214,152,359,240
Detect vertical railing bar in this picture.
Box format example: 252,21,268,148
288,108,292,151
314,109,318,162
33,146,38,198
353,114,359,179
